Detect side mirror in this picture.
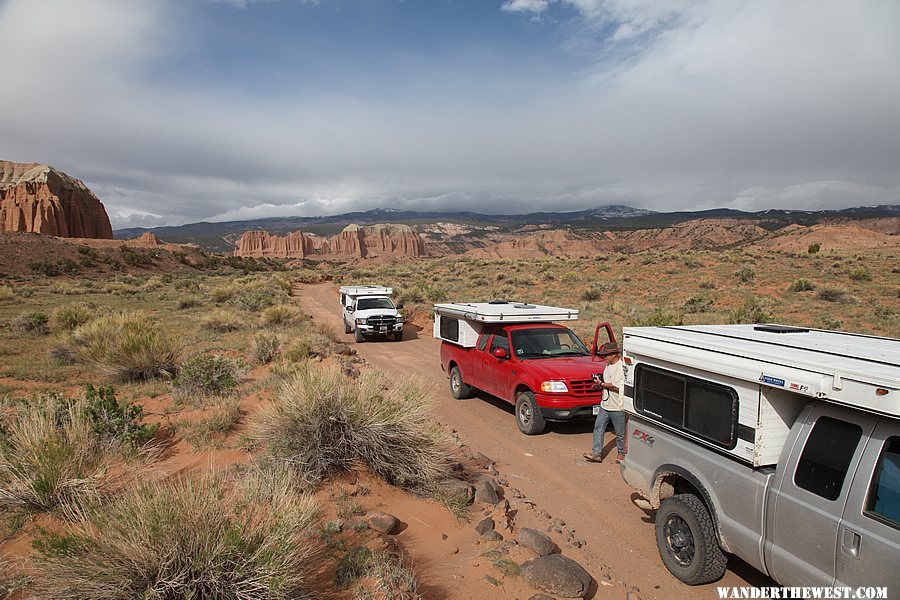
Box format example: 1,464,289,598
396,303,404,310
492,347,508,359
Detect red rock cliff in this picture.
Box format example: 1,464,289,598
0,161,113,239
234,223,426,259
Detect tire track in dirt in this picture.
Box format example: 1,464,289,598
296,282,772,599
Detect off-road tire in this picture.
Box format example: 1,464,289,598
354,328,364,343
655,494,727,585
394,330,403,342
344,320,352,334
515,390,546,435
449,366,472,399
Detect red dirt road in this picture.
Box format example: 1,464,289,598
298,283,775,599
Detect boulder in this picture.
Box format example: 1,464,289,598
522,554,592,598
474,516,495,535
367,511,400,535
0,160,113,239
519,528,559,557
474,478,500,505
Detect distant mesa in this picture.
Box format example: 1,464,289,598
234,223,426,259
0,160,113,239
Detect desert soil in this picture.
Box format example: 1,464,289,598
297,282,778,600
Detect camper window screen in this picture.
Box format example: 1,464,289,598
440,316,460,342
635,365,738,449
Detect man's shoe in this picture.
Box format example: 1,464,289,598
615,453,625,464
583,452,603,463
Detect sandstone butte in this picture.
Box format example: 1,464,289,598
0,160,113,239
234,223,426,259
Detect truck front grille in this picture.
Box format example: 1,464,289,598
366,316,397,327
569,379,602,396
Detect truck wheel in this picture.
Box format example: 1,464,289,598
354,328,364,343
655,494,727,585
515,391,546,435
449,366,472,399
393,330,403,341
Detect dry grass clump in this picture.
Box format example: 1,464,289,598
32,467,321,600
201,308,248,332
0,398,116,513
254,364,449,488
0,286,15,302
49,303,94,332
253,331,282,364
178,399,243,449
68,311,181,381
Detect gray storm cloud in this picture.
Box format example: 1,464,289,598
0,0,897,228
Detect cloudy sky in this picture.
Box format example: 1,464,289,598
0,0,898,229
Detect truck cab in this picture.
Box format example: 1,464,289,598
434,301,616,434
340,286,405,343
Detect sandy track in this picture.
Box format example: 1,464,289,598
297,282,774,599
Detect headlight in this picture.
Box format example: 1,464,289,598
396,315,404,323
355,318,367,325
540,380,569,393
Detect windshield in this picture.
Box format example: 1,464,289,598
356,297,395,311
511,327,589,358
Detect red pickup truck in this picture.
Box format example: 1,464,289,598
440,320,617,434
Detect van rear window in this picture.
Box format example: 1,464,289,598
634,364,738,449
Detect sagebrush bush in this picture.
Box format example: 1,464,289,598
0,286,14,302
728,297,774,324
173,354,244,403
12,311,49,334
254,364,449,488
817,287,847,302
201,309,247,332
253,332,282,364
735,265,755,283
32,467,320,600
849,267,872,282
261,303,303,327
0,397,116,512
176,296,202,310
50,303,94,332
628,309,683,327
788,279,816,292
68,312,181,381
807,242,821,254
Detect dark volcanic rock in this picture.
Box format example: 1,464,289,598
519,528,559,557
522,554,592,598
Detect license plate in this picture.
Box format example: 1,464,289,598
592,405,601,415
379,326,387,332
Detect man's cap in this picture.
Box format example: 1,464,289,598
598,342,621,356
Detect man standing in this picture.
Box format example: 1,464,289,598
583,342,626,464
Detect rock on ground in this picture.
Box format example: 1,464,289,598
367,511,400,535
519,527,559,557
522,554,593,599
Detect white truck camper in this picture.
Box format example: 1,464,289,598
619,324,899,588
433,301,579,347
339,285,404,343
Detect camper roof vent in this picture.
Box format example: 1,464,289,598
754,325,810,334
488,299,510,305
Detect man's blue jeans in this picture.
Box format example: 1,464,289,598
592,407,626,457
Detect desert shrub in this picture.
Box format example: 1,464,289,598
253,332,282,364
788,279,816,292
176,296,202,310
628,309,683,327
819,316,843,330
12,311,49,334
581,287,601,302
817,287,847,302
173,354,243,403
698,278,717,289
807,242,821,254
683,257,703,269
682,296,714,314
49,303,93,332
283,338,314,362
201,309,246,332
728,297,774,324
231,280,284,312
0,396,116,512
848,267,872,282
69,312,181,381
178,400,242,449
82,385,158,446
343,548,420,599
0,287,14,302
254,364,448,488
261,303,303,327
0,557,24,599
735,265,755,283
209,284,238,304
32,467,320,599
119,245,154,267
28,260,60,277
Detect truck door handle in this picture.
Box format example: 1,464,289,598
841,527,861,560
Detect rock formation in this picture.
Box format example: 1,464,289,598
136,232,163,246
234,224,426,259
0,160,113,239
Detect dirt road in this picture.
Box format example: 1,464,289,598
298,282,773,599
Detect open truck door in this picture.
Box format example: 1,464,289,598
590,322,616,356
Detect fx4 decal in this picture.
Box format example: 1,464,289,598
632,429,655,447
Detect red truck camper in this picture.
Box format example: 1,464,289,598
435,300,616,434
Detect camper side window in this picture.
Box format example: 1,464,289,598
634,365,738,449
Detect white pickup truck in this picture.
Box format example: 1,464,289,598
619,324,899,589
339,285,404,343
